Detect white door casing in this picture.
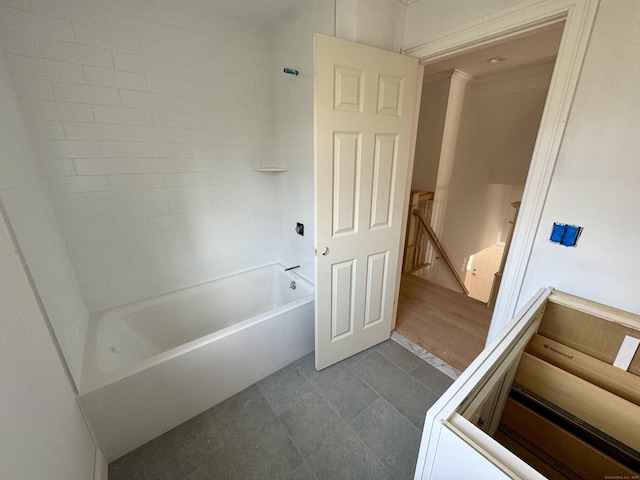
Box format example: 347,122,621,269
405,0,600,478
403,0,599,346
314,34,419,370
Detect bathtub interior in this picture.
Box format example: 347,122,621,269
80,263,313,392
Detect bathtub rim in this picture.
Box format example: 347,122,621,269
87,261,313,321
79,262,314,395
89,262,315,322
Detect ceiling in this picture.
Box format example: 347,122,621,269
423,23,565,78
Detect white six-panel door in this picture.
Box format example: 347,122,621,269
314,34,419,370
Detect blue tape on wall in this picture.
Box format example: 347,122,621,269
560,225,582,247
549,223,583,247
550,223,565,243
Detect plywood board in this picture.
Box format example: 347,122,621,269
526,334,640,406
493,429,567,480
515,353,640,452
501,397,637,479
539,302,640,375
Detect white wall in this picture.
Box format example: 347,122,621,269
519,0,640,313
404,0,523,48
420,67,546,292
0,203,95,479
271,0,334,281
411,73,451,193
0,44,88,383
426,80,503,290
474,64,552,186
336,0,406,52
405,0,640,315
0,1,282,313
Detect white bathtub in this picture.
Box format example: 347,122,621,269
77,264,314,461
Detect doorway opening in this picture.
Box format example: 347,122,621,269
396,23,564,372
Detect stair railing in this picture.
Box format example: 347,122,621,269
403,190,433,273
412,209,469,295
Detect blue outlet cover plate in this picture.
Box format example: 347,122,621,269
550,223,583,247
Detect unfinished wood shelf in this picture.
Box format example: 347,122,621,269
448,290,640,478
498,293,640,477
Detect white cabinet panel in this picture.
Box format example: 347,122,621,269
415,288,551,479
428,424,512,480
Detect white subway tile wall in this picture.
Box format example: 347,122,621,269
0,1,282,312
0,47,89,383
272,3,323,282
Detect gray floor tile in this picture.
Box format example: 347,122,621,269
109,439,197,480
112,386,303,480
279,392,393,480
108,444,163,480
150,409,224,469
340,344,376,368
234,433,303,480
350,351,440,429
297,353,379,422
350,398,421,480
109,415,213,480
410,361,455,395
178,450,238,480
375,339,424,373
206,386,303,480
110,341,449,480
288,461,318,480
257,359,316,415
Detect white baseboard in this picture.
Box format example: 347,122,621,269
94,448,108,480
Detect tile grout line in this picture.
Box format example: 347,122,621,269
346,397,422,480
263,346,439,480
391,331,462,379
385,348,456,401
349,394,421,436
358,345,439,403
342,351,423,428
341,357,419,480
374,341,431,376
255,378,319,480
256,367,315,418
296,357,398,480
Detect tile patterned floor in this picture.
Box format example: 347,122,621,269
109,339,455,480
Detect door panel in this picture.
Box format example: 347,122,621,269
315,34,419,370
467,244,505,303
334,66,364,112
370,134,398,229
377,74,404,116
332,132,361,236
364,251,388,327
331,259,356,340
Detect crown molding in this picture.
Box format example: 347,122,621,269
422,68,475,86
474,61,555,86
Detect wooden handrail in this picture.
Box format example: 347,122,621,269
412,209,469,295
417,191,434,202
403,190,434,273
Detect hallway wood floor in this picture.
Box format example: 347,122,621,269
395,273,493,372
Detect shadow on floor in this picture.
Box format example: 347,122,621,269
109,339,455,480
